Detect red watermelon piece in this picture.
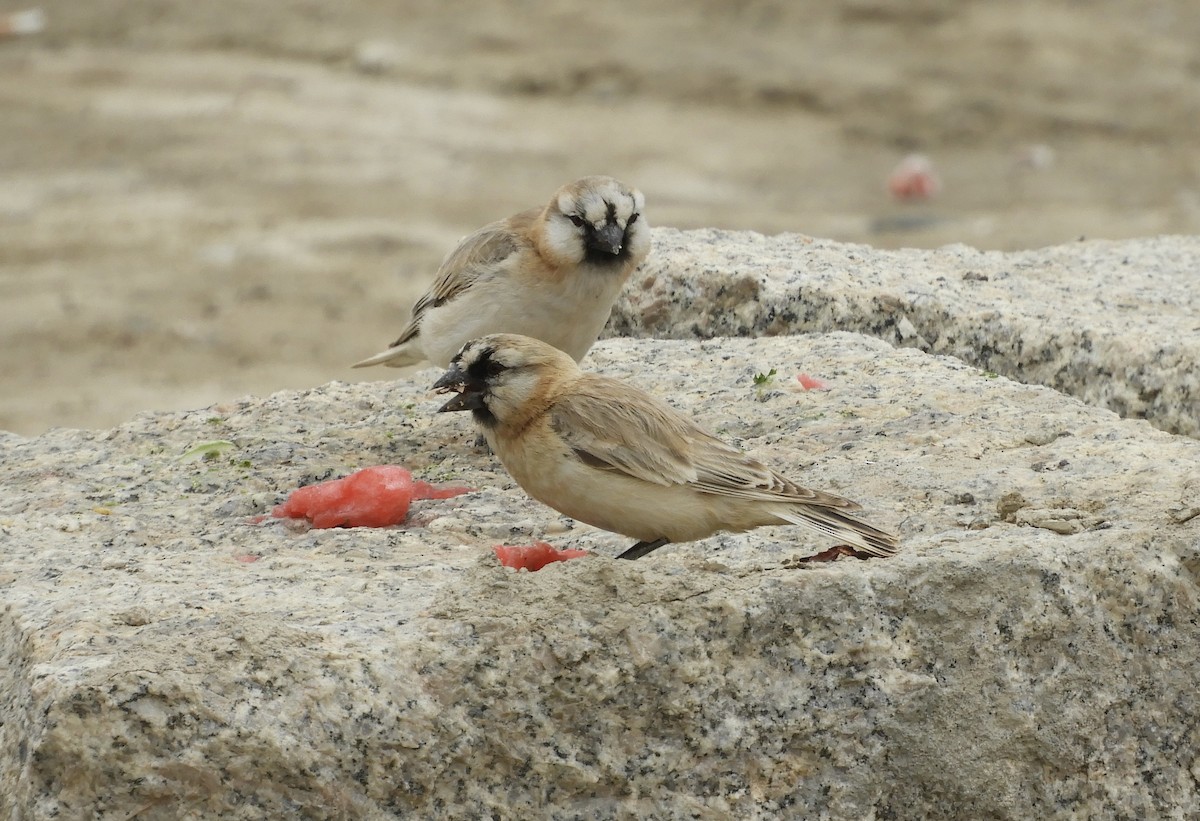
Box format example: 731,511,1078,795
272,465,471,528
795,373,829,391
493,542,590,571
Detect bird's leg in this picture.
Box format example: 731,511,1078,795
615,538,669,560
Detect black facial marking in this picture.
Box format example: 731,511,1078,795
459,345,506,427
472,406,498,428
465,346,500,382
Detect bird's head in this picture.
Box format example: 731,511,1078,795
542,176,650,268
433,334,577,428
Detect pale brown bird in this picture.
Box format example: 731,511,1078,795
353,176,650,370
433,334,899,560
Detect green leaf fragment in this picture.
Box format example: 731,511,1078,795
181,440,236,462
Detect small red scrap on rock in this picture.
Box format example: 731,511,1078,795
795,373,829,391
493,542,590,571
273,465,471,529
887,153,941,201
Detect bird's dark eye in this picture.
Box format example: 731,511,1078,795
628,213,639,226
466,359,506,381
567,214,586,228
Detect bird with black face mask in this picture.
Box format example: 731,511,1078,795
433,334,900,561
353,176,649,371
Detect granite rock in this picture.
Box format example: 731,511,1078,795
608,230,1200,438
3,323,1199,818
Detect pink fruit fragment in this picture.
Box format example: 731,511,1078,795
272,465,471,529
887,154,941,201
493,542,590,571
795,373,829,391
412,479,473,500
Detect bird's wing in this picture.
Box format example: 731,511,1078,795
549,378,704,487
686,427,903,556
553,377,863,511
551,377,897,556
387,217,525,348
690,446,862,511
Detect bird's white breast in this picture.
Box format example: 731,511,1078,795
420,263,628,367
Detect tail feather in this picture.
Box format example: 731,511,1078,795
774,505,899,558
351,342,424,369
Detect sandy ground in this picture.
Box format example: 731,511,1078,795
2,0,1198,435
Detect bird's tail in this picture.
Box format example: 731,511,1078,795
774,505,899,557
351,342,424,369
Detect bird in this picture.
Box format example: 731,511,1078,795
432,334,900,560
352,176,650,371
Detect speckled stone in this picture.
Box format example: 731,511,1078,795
2,334,1199,819
608,230,1200,438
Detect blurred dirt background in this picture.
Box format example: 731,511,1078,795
2,0,1198,435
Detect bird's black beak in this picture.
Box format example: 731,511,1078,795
587,222,624,256
433,365,486,413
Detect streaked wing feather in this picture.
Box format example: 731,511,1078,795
388,218,523,347
772,506,899,557
550,379,702,487
690,452,899,556
691,449,862,511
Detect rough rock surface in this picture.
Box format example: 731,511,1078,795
609,230,1200,438
3,321,1199,817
